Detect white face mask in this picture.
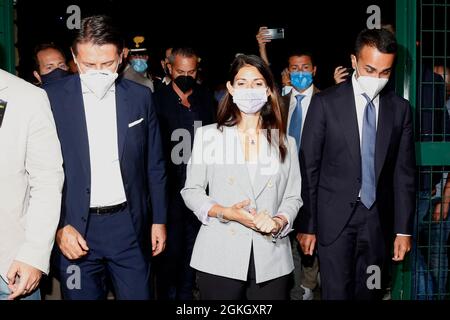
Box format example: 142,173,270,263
354,62,389,100
76,60,119,99
232,88,268,114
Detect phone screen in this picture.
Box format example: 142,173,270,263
267,28,285,40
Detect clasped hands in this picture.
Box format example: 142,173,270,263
223,199,285,235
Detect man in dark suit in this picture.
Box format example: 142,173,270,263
279,51,320,300
152,47,216,300
298,28,416,300
44,15,167,300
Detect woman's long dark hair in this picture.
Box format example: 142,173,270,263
217,54,287,162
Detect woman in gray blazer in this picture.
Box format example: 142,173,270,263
181,55,302,300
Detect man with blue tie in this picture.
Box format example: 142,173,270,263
44,15,167,300
298,29,416,300
280,51,320,300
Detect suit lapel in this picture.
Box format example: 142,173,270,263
64,76,90,177
281,94,290,130
335,82,361,169
312,85,320,95
115,79,131,160
252,134,277,199
375,93,393,184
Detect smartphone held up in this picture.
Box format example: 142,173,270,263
266,28,285,40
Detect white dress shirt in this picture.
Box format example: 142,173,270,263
81,82,127,207
287,85,314,138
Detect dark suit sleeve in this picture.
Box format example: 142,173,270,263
393,101,416,235
298,95,326,234
146,91,168,224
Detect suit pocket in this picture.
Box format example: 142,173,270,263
128,118,144,128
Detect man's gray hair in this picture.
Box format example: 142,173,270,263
168,47,198,65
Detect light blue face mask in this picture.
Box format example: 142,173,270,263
290,71,313,91
131,58,148,73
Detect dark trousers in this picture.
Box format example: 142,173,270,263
154,192,200,300
56,208,151,300
318,202,386,300
196,251,290,300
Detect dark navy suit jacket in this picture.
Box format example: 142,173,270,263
44,75,167,258
299,81,416,246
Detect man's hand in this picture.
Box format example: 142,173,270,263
151,224,166,257
433,202,449,222
392,235,412,262
256,26,271,47
298,233,316,256
256,26,271,65
334,66,350,85
6,261,43,300
56,225,89,260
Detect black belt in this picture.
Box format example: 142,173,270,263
89,202,127,215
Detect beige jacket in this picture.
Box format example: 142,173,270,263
0,69,64,280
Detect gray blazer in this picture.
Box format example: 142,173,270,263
181,124,302,284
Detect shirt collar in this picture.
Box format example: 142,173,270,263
162,76,171,85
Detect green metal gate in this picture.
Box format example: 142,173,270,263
394,0,450,300
0,0,14,72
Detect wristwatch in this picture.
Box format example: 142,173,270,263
217,211,230,223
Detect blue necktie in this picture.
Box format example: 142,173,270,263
289,94,305,151
361,93,377,209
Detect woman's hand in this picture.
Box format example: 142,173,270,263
225,199,257,229
253,211,286,234
254,211,276,234
211,200,256,229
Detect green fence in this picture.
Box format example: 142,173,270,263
394,0,450,300
0,0,14,73
391,0,417,300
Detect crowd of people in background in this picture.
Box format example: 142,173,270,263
1,13,449,301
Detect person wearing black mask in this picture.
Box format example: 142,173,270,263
153,47,216,300
33,43,70,86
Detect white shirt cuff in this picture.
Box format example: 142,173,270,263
396,234,411,237
196,200,217,225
